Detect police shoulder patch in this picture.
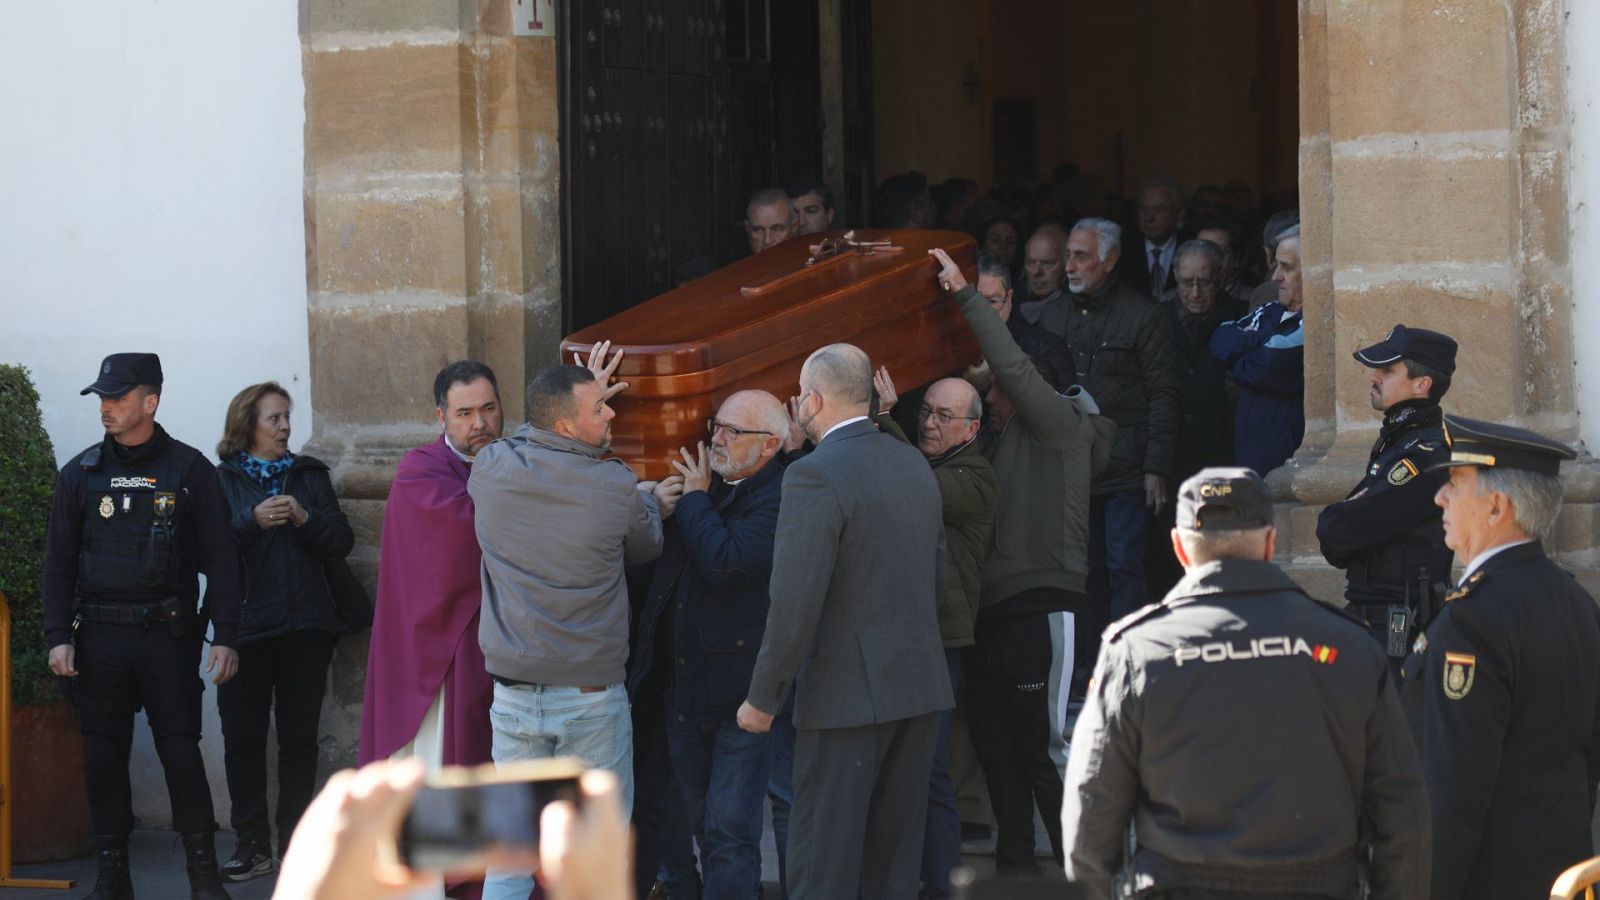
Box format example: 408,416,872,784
1442,652,1476,700
1387,458,1419,485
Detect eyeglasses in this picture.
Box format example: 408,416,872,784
1177,278,1216,290
707,419,773,438
918,405,979,427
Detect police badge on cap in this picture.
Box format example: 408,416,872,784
1354,324,1458,375
81,353,164,397
1434,415,1577,477
1175,467,1274,531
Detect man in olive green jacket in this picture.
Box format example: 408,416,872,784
930,247,1111,873
874,372,997,898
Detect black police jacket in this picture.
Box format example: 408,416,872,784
1316,400,1453,606
42,424,243,648
1063,559,1429,900
216,455,354,645
1402,541,1600,900
626,457,783,723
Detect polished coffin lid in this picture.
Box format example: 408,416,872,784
561,229,980,478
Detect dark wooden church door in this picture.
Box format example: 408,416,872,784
561,0,827,331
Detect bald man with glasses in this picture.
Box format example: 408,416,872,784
630,390,790,900
872,370,998,899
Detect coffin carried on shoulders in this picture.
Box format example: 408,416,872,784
560,229,979,479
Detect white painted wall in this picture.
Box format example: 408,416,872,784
0,3,307,830
1569,0,1600,452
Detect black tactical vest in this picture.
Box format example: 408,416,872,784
76,437,200,599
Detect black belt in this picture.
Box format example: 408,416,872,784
76,597,183,626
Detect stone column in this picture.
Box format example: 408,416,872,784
299,0,563,761
1284,0,1596,597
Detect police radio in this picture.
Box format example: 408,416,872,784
1384,606,1412,659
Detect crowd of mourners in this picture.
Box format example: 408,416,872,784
39,165,1599,900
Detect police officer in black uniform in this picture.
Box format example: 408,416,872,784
1316,324,1458,664
41,354,240,900
1063,468,1428,900
1402,415,1600,900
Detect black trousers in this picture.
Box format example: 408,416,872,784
630,680,698,899
74,619,216,837
966,609,1064,867
216,628,336,853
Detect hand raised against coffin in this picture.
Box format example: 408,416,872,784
928,248,968,293
671,443,712,495
873,366,898,413
784,396,807,453
575,340,629,401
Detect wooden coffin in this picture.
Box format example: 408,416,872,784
560,229,979,479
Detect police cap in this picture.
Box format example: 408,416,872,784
1176,467,1274,531
81,353,164,397
1435,414,1576,478
1353,324,1458,376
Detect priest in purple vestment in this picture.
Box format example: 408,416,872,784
360,361,503,772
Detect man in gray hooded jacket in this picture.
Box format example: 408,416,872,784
469,346,666,900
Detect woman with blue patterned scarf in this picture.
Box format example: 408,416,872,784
213,382,354,882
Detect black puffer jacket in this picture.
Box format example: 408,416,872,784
216,455,354,644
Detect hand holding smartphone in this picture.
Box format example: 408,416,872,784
275,758,629,900
387,757,587,876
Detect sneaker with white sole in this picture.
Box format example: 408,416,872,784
218,840,273,883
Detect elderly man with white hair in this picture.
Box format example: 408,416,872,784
1402,415,1599,900
1209,223,1305,477
1036,217,1179,704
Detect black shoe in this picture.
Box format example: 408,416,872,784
180,832,232,900
218,837,273,883
993,856,1042,877
85,834,135,900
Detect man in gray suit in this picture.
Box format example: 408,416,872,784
737,343,953,899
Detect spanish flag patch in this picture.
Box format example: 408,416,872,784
1387,458,1420,486
1443,652,1476,700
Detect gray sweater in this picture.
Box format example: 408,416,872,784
469,424,663,686
957,285,1112,606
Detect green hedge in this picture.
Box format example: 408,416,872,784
0,365,63,706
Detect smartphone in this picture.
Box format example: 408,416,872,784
391,757,586,874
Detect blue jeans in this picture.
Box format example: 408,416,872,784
1081,489,1150,691
921,649,962,898
667,704,772,900
768,697,796,898
481,681,633,900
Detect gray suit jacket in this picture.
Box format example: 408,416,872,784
746,418,953,730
